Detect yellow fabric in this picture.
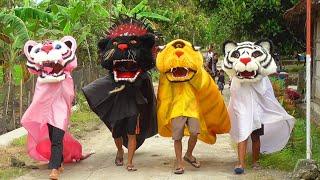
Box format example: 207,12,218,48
156,39,230,144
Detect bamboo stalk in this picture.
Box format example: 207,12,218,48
19,79,23,120
5,70,12,116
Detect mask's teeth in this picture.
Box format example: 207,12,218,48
171,68,173,73
39,61,43,65
55,60,59,64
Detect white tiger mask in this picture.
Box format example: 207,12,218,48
222,40,277,83
24,36,77,83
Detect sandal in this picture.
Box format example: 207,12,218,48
183,156,200,168
114,150,124,166
234,167,245,174
126,165,137,172
174,167,184,174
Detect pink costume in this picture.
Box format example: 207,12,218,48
21,36,83,163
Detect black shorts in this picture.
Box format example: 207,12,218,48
252,124,264,136
112,115,138,138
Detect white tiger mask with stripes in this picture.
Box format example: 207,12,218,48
24,36,77,83
222,40,277,83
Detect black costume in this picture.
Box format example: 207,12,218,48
82,16,158,148
82,73,157,147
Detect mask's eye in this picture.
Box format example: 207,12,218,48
172,41,185,48
252,51,263,58
35,48,40,53
130,40,137,44
55,44,62,49
113,41,118,46
231,50,240,58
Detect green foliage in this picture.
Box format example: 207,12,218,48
198,0,302,54
113,0,170,22
150,69,159,82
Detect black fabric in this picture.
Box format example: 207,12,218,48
47,123,64,169
252,124,264,136
82,72,157,149
112,114,138,138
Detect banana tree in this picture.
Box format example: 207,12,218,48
0,13,30,133
112,0,170,22
0,13,29,83
50,0,110,66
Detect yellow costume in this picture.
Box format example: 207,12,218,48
156,39,230,144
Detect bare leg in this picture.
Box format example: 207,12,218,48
127,134,137,169
184,134,200,168
114,137,124,158
186,134,197,157
237,139,248,168
174,139,183,169
251,133,261,167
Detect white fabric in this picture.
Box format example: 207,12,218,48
228,77,295,154
206,51,214,61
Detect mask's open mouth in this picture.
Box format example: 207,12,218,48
113,59,142,82
39,61,65,78
165,67,196,82
236,70,257,79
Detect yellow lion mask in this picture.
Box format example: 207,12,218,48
156,39,202,82
156,39,230,144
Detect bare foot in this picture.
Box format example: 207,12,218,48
126,164,137,171
115,149,124,166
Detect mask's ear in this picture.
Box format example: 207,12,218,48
24,40,38,60
255,39,273,53
222,41,237,56
139,33,155,48
98,38,110,52
61,36,77,52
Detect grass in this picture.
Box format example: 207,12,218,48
0,95,101,179
11,136,27,147
0,139,31,180
258,118,320,171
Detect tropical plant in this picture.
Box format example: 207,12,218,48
0,13,29,82
114,0,170,22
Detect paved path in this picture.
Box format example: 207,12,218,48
17,87,288,180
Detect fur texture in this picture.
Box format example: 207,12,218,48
156,39,230,144
24,36,77,83
98,16,156,83
222,40,277,83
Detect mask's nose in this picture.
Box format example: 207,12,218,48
175,50,184,57
118,44,128,51
240,58,251,65
41,44,53,54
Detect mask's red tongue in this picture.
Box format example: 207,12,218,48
43,67,53,73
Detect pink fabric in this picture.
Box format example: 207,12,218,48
21,57,83,163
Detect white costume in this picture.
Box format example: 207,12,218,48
229,77,294,153
223,40,295,154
